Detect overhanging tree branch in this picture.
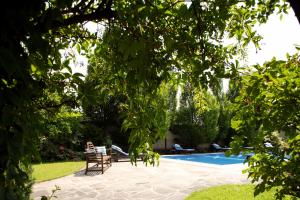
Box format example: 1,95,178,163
288,0,300,24
56,9,115,27
38,0,115,32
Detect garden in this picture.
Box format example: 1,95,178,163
1,0,300,200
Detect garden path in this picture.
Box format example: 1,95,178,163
32,158,250,200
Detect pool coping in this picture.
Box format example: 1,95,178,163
160,153,249,168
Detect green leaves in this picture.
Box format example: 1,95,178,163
122,89,170,163
1,1,297,199
231,53,300,199
87,0,293,166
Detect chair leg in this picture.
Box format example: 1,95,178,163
101,154,104,174
85,161,88,175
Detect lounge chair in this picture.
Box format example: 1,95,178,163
172,144,195,154
111,144,143,162
264,142,273,148
210,143,231,152
84,141,112,174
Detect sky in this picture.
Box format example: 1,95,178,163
222,8,300,92
247,9,300,66
69,22,104,76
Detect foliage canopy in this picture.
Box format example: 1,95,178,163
0,0,299,199
231,54,300,199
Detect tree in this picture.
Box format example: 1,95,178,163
0,0,298,199
170,83,203,147
0,1,114,199
80,62,129,149
198,90,220,143
37,107,83,162
170,81,224,147
215,94,234,144
287,0,300,23
231,54,300,199
89,0,245,165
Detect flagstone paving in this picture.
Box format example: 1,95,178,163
32,158,250,200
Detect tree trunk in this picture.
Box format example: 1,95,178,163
288,0,300,24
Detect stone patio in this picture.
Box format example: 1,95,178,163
32,158,250,200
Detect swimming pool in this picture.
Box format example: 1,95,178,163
162,153,248,165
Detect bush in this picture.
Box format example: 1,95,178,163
171,123,204,147
35,110,84,162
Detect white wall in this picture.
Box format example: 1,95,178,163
153,131,176,150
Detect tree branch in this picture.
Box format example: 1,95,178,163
56,9,114,28
61,0,90,14
288,0,300,24
39,0,115,32
38,99,78,111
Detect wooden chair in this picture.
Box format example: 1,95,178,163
84,141,112,174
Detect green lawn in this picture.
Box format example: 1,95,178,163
185,184,294,200
32,161,85,182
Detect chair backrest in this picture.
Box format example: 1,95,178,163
112,145,123,152
85,151,102,162
86,141,107,155
86,141,95,151
173,144,183,150
111,144,129,156
211,143,221,149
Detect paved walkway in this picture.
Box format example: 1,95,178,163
32,158,250,200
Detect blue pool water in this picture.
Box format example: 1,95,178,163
162,153,248,165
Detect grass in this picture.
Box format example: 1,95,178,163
32,161,85,182
185,184,294,200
